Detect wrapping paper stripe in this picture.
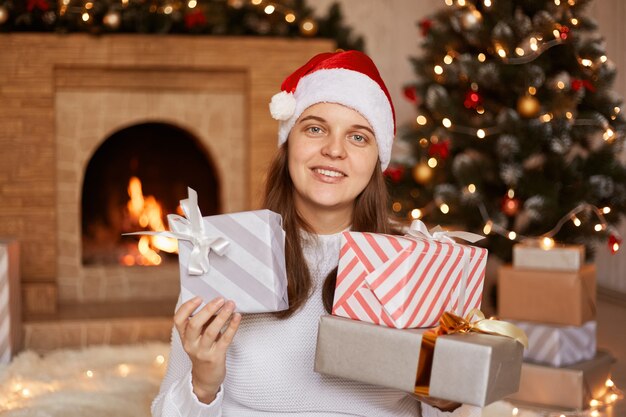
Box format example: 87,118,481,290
332,232,487,328
511,320,597,367
0,246,10,364
176,210,288,313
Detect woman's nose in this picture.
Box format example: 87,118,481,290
321,134,347,159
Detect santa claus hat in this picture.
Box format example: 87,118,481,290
269,50,396,170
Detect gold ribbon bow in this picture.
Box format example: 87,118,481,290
414,309,528,396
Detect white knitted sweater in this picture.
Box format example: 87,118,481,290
151,232,480,417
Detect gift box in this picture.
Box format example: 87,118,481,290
0,239,21,364
314,315,524,407
498,264,596,326
332,222,488,328
510,320,596,367
127,188,288,314
507,351,614,410
513,242,585,271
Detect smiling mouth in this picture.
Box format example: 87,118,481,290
313,168,347,178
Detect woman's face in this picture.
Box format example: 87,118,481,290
287,102,379,215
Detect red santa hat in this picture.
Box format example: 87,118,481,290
269,50,396,170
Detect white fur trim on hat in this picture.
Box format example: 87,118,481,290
274,68,395,170
269,91,296,121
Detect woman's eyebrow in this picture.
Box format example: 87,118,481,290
352,124,375,136
298,115,327,124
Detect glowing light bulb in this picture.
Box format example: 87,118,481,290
251,0,262,4
553,29,561,38
188,0,197,7
417,115,427,125
445,0,453,5
82,12,90,21
515,48,525,56
557,81,565,89
444,54,453,65
602,206,611,214
566,111,573,119
572,216,582,227
508,231,517,240
484,0,491,7
571,18,579,25
155,355,166,365
163,5,173,13
512,407,519,416
264,4,275,14
541,237,555,250
614,107,621,114
21,388,31,398
118,364,130,377
86,370,94,378
483,221,492,235
497,48,507,58
458,0,466,5
581,58,593,67
410,209,422,219
528,86,537,95
428,158,438,168
591,411,600,417
600,55,607,63
507,189,515,198
476,129,486,139
434,65,444,75
611,393,619,401
594,224,604,232
468,184,476,193
477,53,486,62
606,379,615,388
442,118,452,128
541,113,553,122
603,128,615,141
440,204,450,214
285,13,296,23
554,0,560,4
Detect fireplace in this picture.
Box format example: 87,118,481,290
81,122,220,267
0,34,333,324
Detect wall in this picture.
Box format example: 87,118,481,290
311,0,626,294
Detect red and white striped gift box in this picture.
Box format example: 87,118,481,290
332,231,488,328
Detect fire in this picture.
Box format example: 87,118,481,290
123,176,178,266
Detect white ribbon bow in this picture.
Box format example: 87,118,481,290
123,187,229,275
405,220,485,244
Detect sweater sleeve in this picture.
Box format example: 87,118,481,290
420,403,481,417
151,308,224,417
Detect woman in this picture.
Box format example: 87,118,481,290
152,51,479,417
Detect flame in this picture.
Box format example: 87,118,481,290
123,176,178,266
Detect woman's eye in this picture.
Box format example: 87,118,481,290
307,126,323,134
351,134,367,143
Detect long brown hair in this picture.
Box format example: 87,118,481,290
263,141,393,318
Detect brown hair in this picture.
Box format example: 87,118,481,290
262,141,393,318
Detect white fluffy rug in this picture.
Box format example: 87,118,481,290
0,343,170,417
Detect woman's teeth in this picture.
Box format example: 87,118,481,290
315,168,345,178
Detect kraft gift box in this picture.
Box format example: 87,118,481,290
513,242,585,271
498,264,596,326
333,228,487,328
510,320,596,367
314,315,523,407
507,351,614,410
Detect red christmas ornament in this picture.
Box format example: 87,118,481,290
608,234,622,254
403,86,419,104
501,196,520,216
428,140,450,160
383,165,405,183
559,25,569,40
185,9,207,29
27,0,49,12
463,90,482,109
571,78,596,93
419,18,433,37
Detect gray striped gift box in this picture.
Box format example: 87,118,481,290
0,239,20,365
176,209,288,314
510,320,596,367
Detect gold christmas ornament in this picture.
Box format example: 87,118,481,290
103,11,121,29
0,5,9,25
517,95,540,118
413,162,433,184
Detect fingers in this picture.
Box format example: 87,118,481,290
173,296,203,336
200,301,237,348
186,297,226,341
216,312,241,349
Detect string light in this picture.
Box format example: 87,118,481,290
411,209,422,219
540,237,555,250
483,220,493,235
440,203,450,214
477,53,486,62
483,0,492,7
572,215,582,227
442,118,452,128
443,54,453,65
468,184,476,193
581,58,593,67
434,65,444,75
417,115,428,125
476,129,486,138
508,231,517,240
427,158,438,168
188,0,197,8
602,207,611,214
264,4,275,14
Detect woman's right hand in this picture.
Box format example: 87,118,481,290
174,296,242,404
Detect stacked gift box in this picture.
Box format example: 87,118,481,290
0,239,21,365
498,241,615,410
314,223,527,407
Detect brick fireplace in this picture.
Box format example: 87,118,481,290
0,34,332,350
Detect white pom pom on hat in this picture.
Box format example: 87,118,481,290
268,50,396,170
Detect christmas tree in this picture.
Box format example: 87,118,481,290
388,0,626,261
